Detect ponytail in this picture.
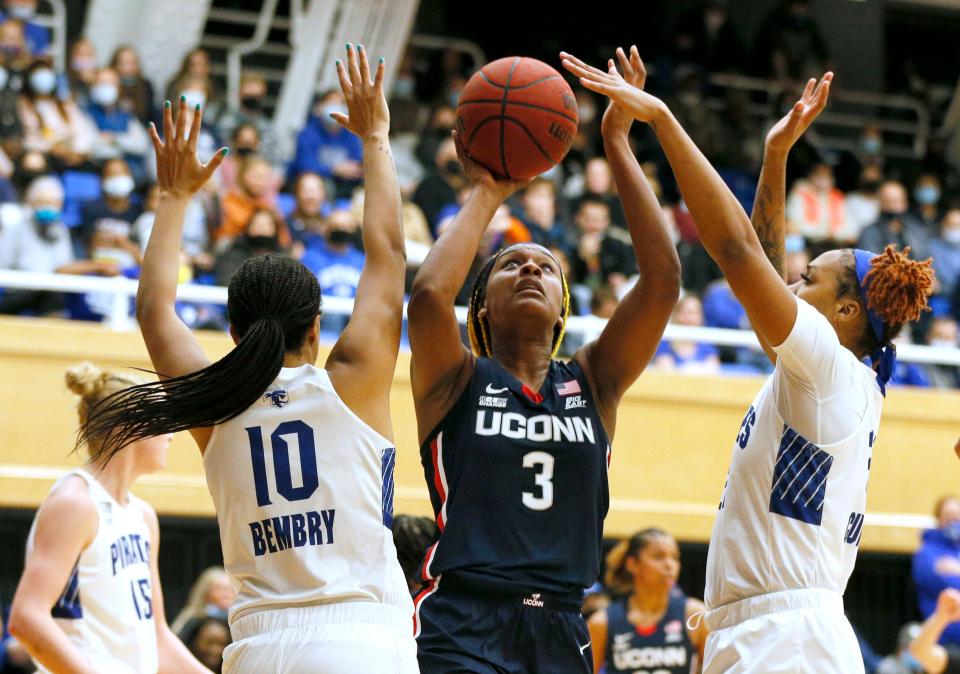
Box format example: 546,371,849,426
604,528,671,596
80,255,320,463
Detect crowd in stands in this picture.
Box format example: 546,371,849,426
0,0,957,387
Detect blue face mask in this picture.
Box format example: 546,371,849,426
943,521,960,544
900,650,924,671
914,185,940,206
34,207,61,224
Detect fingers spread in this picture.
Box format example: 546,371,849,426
346,43,362,87
175,97,187,146
162,101,174,145
188,104,203,152
336,59,353,96
202,147,229,182
148,121,163,154
616,47,633,78
559,52,609,79
329,112,350,129
374,57,385,90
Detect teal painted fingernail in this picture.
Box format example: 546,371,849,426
180,95,186,103
358,44,364,51
336,59,342,66
195,103,200,111
346,43,352,50
379,57,384,64
164,100,170,108
222,148,229,156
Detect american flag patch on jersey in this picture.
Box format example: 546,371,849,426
556,380,581,396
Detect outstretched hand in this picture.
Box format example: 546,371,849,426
560,51,666,126
764,72,833,155
149,99,227,199
331,43,389,140
451,130,529,198
594,45,646,137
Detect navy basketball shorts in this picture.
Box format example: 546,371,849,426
414,582,592,674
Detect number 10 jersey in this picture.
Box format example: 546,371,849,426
203,364,412,624
419,357,611,600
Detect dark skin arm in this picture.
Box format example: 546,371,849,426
407,136,526,444
749,73,833,363
565,47,681,438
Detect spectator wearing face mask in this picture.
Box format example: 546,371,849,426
0,0,48,55
87,67,149,176
857,180,930,260
412,136,464,235
0,18,29,78
18,59,97,167
287,89,362,199
165,48,221,120
66,37,98,106
786,162,852,243
214,208,286,286
300,207,365,334
78,158,142,270
914,495,960,646
216,72,280,165
109,44,154,125
845,164,883,239
875,622,924,674
932,209,960,303
0,176,119,314
912,173,944,232
922,317,960,389
217,123,270,197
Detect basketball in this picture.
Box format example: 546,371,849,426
456,56,579,180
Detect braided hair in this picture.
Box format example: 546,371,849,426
79,254,321,462
466,244,571,359
839,245,934,354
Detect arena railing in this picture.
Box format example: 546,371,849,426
35,0,67,73
2,269,958,367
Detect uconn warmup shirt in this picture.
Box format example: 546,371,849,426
705,298,882,610
26,470,157,674
203,365,411,622
419,357,610,598
605,593,695,674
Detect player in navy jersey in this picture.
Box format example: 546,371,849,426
590,529,708,674
407,46,681,674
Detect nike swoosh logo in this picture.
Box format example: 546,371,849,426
485,384,509,394
579,641,591,654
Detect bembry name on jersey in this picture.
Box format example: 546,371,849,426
248,508,335,557
110,533,150,575
475,410,595,443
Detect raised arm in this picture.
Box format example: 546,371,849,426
567,47,680,431
407,138,525,441
909,588,960,674
750,74,833,362
322,45,406,440
139,99,226,447
562,54,800,349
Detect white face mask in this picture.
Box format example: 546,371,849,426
90,83,118,107
943,229,960,245
29,68,56,95
931,339,957,349
102,174,134,198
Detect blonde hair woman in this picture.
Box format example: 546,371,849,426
8,362,210,674
170,567,235,635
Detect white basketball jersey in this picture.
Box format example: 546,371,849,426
705,298,883,610
203,365,412,623
27,470,158,674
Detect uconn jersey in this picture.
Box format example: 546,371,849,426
27,470,157,674
606,593,695,674
203,365,411,623
705,298,882,610
419,357,610,599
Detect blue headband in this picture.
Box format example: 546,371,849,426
854,249,895,396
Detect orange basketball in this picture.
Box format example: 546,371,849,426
456,56,579,181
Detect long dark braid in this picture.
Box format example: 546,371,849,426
80,255,321,462
466,244,571,358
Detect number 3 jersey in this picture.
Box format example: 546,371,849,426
27,470,157,674
705,298,883,610
419,357,610,599
203,365,411,623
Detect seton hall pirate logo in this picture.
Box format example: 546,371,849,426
263,390,289,408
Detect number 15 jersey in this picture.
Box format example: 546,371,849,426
203,364,411,623
419,357,611,600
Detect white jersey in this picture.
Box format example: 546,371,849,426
705,298,883,610
27,470,158,674
203,365,412,624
